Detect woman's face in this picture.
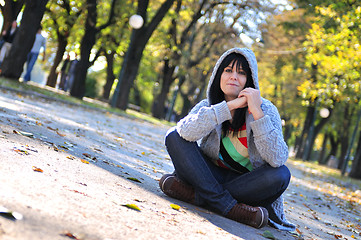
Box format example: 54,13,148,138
220,60,247,101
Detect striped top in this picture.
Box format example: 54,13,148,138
215,124,253,173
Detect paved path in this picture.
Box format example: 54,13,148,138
0,85,360,240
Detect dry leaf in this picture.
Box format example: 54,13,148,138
56,131,66,137
61,231,81,239
13,130,34,138
81,159,89,164
32,166,43,173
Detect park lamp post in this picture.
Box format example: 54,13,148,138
111,14,144,108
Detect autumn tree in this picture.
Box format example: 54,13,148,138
297,2,361,165
70,0,119,98
43,0,83,87
111,0,176,110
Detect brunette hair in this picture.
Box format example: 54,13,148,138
208,53,255,134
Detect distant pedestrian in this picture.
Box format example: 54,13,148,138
58,53,70,90
64,53,79,92
23,26,46,82
0,21,18,67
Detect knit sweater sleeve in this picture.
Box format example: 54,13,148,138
249,101,288,167
176,99,232,142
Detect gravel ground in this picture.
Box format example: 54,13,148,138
0,85,360,240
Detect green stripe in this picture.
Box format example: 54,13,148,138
222,137,253,171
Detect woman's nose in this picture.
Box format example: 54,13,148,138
230,71,238,79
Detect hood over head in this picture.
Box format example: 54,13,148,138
206,48,259,103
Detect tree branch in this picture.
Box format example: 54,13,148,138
98,0,119,31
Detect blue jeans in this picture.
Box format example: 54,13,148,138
24,52,39,82
165,129,290,216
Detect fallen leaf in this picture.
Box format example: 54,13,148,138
93,148,103,152
170,204,180,211
61,231,81,239
262,230,276,239
56,131,66,137
81,159,89,164
127,177,142,183
123,204,141,211
13,147,29,155
32,166,43,173
47,126,57,131
0,206,23,220
82,153,91,158
13,130,34,138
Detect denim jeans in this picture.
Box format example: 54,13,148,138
165,129,291,216
24,52,39,82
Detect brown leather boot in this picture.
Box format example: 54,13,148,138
159,174,195,204
226,203,268,228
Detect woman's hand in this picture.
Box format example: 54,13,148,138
227,96,247,117
238,88,264,120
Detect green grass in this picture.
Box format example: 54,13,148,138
0,77,173,127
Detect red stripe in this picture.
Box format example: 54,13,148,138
238,137,248,148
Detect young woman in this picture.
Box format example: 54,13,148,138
159,48,295,230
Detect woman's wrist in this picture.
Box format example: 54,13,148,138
251,108,264,120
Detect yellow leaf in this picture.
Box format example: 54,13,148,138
81,159,89,164
170,204,180,211
123,204,141,211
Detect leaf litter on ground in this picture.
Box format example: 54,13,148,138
122,204,141,211
13,129,34,138
0,206,23,220
127,177,142,183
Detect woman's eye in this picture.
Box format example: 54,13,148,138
225,68,232,73
238,71,246,75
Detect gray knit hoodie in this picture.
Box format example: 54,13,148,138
169,48,295,231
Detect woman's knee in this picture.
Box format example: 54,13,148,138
165,127,180,147
275,165,291,189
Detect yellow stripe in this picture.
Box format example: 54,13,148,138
222,137,253,171
228,130,249,158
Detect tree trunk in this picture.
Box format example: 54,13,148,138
318,133,328,164
70,0,97,98
102,51,116,100
349,131,361,179
324,133,339,166
295,105,315,159
305,112,331,160
180,91,192,119
0,0,48,79
0,0,25,32
152,58,175,119
338,105,352,169
46,35,67,87
113,0,175,110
